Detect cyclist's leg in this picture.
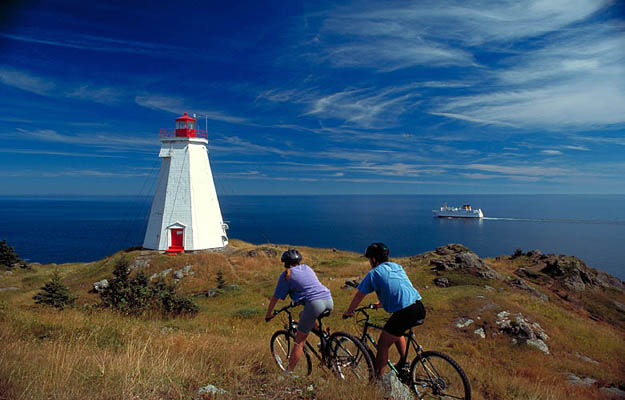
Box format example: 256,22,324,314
394,336,408,368
376,329,401,377
389,301,426,369
289,299,332,371
287,330,309,372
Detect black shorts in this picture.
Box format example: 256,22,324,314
384,300,426,337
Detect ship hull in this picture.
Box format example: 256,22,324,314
433,213,483,219
432,209,484,219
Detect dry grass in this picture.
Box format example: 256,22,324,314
0,241,623,399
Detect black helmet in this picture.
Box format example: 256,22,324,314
364,242,389,260
281,249,302,266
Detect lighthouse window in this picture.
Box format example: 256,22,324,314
187,122,194,129
176,121,184,129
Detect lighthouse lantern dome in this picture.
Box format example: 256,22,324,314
175,112,196,137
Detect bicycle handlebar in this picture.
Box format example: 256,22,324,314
272,301,303,316
343,303,378,319
354,304,378,312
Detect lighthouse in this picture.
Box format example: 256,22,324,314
143,112,228,253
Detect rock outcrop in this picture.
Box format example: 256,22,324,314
513,250,625,293
426,244,502,280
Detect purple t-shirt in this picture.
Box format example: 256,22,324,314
273,264,332,303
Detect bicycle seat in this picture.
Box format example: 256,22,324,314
318,309,331,319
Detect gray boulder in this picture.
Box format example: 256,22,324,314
379,371,413,400
92,279,109,292
566,373,596,386
433,277,451,287
508,278,549,301
197,384,228,398
454,317,474,329
435,244,469,256
496,311,550,354
455,252,502,280
150,268,172,281
600,386,625,398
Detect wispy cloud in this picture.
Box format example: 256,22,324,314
65,85,124,104
0,148,126,158
562,145,590,151
210,136,296,157
0,31,182,57
304,86,420,128
431,23,625,129
315,0,609,71
465,163,568,177
5,129,157,152
574,135,625,146
0,169,149,178
135,95,249,124
0,66,124,105
541,150,562,155
0,67,54,95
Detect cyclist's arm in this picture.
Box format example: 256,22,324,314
343,290,367,318
265,296,280,321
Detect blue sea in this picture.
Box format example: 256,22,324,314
0,195,624,280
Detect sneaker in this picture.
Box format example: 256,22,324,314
396,361,411,381
281,369,299,379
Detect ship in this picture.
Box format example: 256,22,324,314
433,203,484,219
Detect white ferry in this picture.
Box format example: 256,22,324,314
433,203,484,219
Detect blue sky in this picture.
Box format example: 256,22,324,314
0,0,624,195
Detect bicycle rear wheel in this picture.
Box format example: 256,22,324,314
328,332,375,383
410,351,471,399
270,330,312,377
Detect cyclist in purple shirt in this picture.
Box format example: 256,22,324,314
343,242,425,378
265,249,333,374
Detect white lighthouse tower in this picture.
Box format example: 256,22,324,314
143,112,228,253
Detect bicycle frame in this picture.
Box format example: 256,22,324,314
273,302,333,367
352,305,472,399
354,306,423,377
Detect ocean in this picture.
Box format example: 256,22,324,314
1,195,624,280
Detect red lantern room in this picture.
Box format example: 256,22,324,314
175,112,196,137
159,112,207,139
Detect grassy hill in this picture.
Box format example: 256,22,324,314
0,240,624,399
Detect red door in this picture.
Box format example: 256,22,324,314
167,228,184,253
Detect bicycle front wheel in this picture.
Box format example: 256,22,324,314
410,351,471,399
270,330,312,377
328,332,375,383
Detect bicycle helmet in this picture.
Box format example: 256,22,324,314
281,249,302,266
364,242,389,260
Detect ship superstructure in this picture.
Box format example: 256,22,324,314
433,204,484,219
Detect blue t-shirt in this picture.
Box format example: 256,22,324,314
273,264,332,303
357,261,421,313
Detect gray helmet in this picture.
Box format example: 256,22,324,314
281,249,302,266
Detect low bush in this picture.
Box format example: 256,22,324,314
0,239,23,269
99,258,198,317
33,270,76,309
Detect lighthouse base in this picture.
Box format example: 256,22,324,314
165,246,184,254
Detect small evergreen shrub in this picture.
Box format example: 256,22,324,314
216,269,226,289
0,239,22,269
99,258,198,317
33,270,76,309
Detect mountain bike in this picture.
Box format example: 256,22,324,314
269,302,375,382
351,304,471,399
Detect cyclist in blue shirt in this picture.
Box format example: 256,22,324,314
265,249,333,374
343,242,425,378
